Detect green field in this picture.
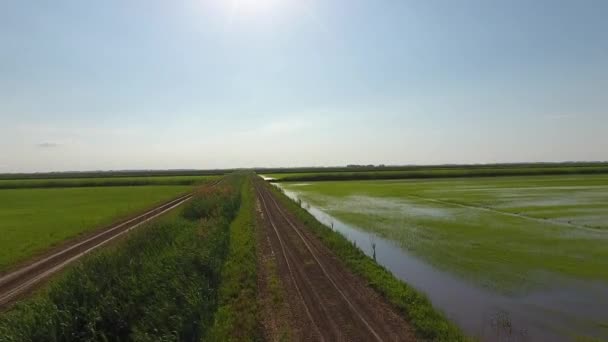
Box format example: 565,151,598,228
280,175,608,292
0,175,261,341
0,185,191,271
0,170,225,180
262,164,608,182
0,175,218,189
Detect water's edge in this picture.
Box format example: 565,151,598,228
277,185,608,342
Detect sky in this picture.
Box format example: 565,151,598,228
1,0,607,172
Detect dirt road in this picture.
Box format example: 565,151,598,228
0,193,192,309
254,180,415,341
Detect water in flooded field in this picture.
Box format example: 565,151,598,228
279,186,608,341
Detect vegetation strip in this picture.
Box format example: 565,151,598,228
0,170,225,180
266,180,468,341
0,175,218,189
256,162,608,175
0,176,243,340
207,177,261,341
266,165,608,182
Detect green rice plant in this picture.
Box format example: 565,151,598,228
279,175,608,292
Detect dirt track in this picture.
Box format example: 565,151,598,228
254,180,415,341
0,193,193,309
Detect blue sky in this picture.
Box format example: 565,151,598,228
1,0,607,172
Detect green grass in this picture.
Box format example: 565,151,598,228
0,175,218,189
0,169,225,180
256,162,608,174
279,174,608,292
207,178,261,341
267,181,467,341
262,165,608,182
0,177,243,341
0,185,191,271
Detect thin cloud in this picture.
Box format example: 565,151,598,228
544,113,576,120
36,142,60,148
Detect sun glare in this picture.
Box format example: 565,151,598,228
230,0,283,15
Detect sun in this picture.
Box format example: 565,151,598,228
230,0,283,15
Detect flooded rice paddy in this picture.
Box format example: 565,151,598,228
275,175,608,341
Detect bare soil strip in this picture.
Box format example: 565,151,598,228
254,180,415,341
0,194,192,309
255,195,298,341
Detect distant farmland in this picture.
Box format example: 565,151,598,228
262,163,608,182
2,168,607,341
0,175,219,189
0,169,227,180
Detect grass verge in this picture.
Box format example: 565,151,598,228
266,181,468,341
207,177,261,341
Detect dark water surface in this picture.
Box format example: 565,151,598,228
279,186,608,342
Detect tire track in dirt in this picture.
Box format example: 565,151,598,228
254,180,415,341
257,187,325,340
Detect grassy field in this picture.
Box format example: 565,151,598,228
0,185,191,271
0,178,244,341
279,174,608,292
0,175,218,189
0,178,247,342
262,165,608,182
257,162,608,174
0,169,226,180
